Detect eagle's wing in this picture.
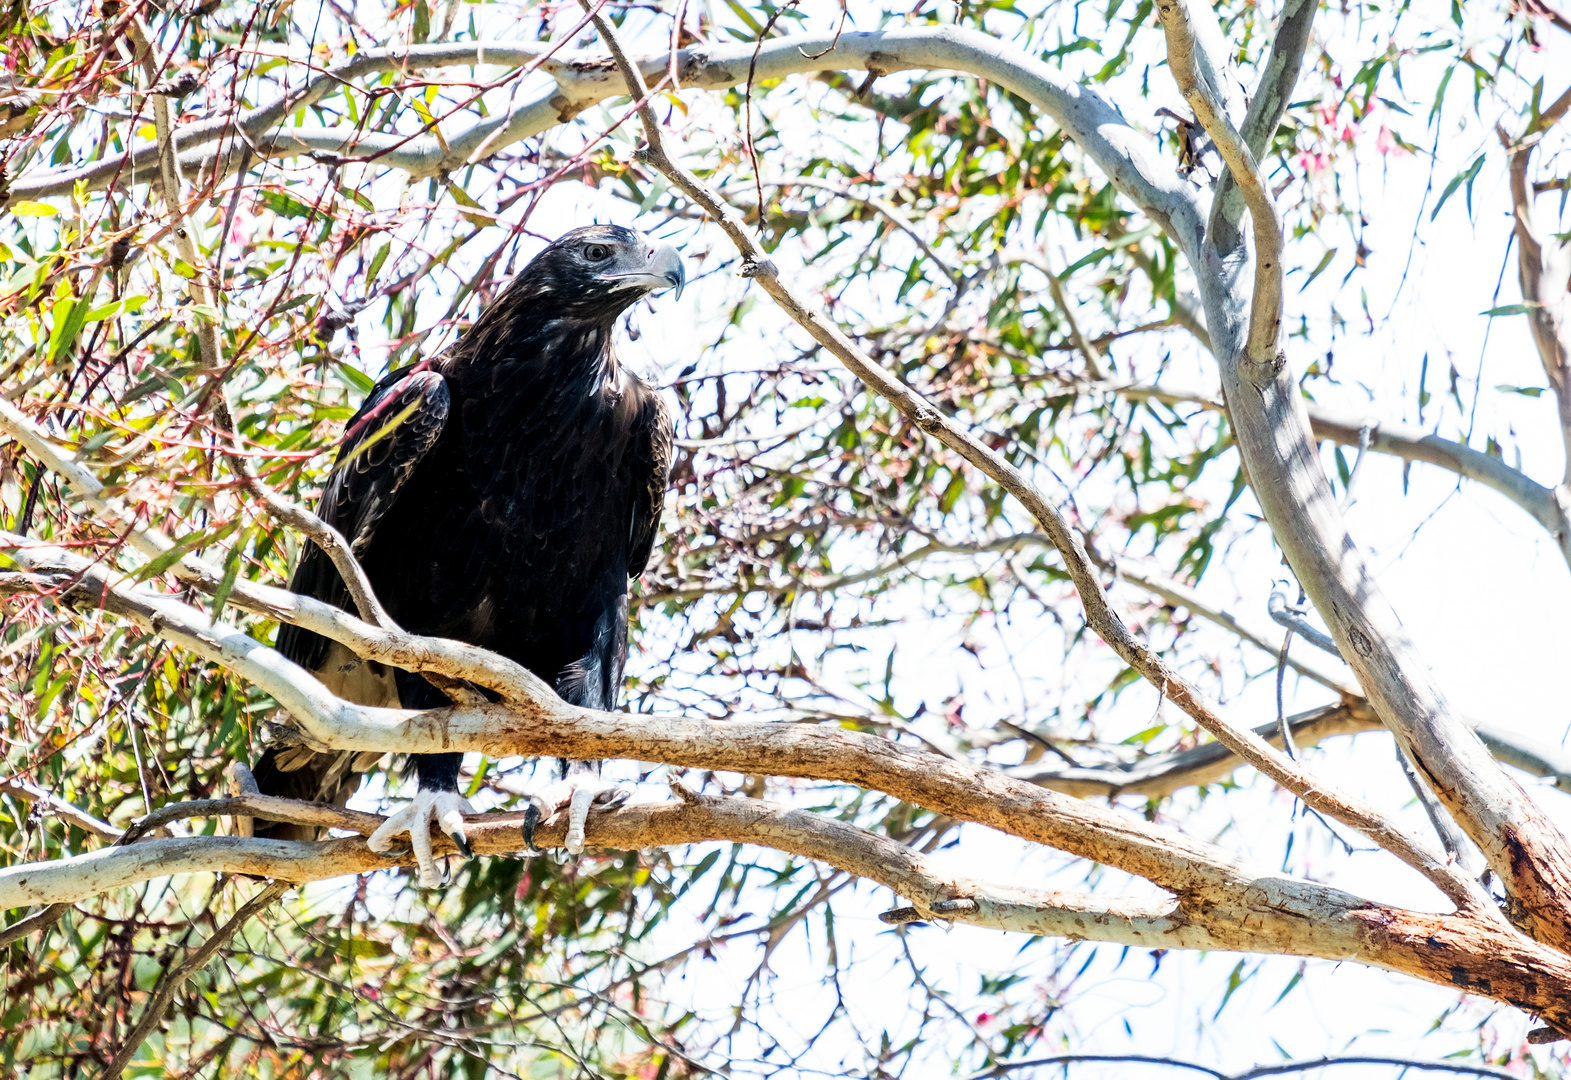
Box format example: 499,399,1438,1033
627,385,673,578
276,366,450,672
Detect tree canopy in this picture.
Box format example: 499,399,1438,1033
3,0,1571,1076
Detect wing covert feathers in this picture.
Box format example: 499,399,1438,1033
629,388,674,578
275,368,450,672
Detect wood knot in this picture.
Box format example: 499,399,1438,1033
667,774,709,806
1346,626,1375,659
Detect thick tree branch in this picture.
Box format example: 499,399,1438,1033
1162,4,1571,948
1208,0,1317,254
6,790,1571,1031
0,536,1475,913
1501,89,1571,491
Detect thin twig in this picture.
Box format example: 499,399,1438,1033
209,399,396,632
100,880,289,1080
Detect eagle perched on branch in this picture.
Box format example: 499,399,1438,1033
253,225,683,886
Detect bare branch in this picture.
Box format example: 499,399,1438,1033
1013,254,1109,380
1267,585,1342,659
7,31,1204,261
770,177,962,288
1010,702,1378,798
0,777,123,840
1104,553,1358,695
1162,13,1571,949
101,880,289,1080
1306,404,1571,566
210,400,400,636
1157,0,1283,368
126,17,222,374
6,791,1571,1031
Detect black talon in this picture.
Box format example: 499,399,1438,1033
521,801,543,853
449,830,474,859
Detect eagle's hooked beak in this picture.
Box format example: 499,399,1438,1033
602,240,686,301
654,242,686,301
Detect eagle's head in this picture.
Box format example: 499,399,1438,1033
515,224,685,322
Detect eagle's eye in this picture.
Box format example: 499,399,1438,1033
584,243,612,262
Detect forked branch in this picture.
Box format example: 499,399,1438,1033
1156,0,1283,369
1161,0,1571,950
577,0,1489,915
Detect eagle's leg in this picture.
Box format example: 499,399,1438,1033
367,752,474,888
521,759,632,854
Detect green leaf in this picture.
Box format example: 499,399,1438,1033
937,470,966,513
1214,959,1256,1020
47,296,87,361
211,527,250,619
9,201,59,217
339,185,375,212
1430,153,1483,221
1300,248,1337,291
1495,384,1546,397
331,398,422,477
367,241,391,283
334,362,377,395
1270,966,1306,1009
132,520,242,583
721,0,766,36
1479,302,1540,317
260,190,315,219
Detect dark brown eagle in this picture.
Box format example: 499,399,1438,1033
251,225,682,885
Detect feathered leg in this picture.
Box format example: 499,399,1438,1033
521,618,632,853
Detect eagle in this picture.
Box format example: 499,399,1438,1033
252,225,682,886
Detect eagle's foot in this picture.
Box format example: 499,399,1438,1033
521,775,633,855
367,789,474,888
